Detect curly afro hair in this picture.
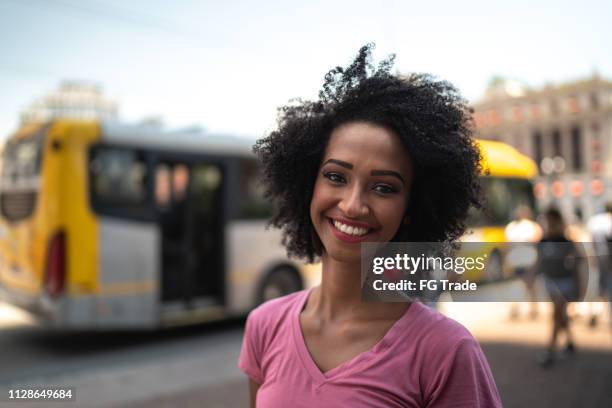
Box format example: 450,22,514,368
254,44,483,262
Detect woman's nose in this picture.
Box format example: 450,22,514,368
338,186,369,218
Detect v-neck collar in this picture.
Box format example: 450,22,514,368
292,288,414,387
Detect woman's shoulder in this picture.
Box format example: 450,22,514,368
246,289,307,332
405,303,501,406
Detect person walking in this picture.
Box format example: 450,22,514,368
537,208,582,368
505,205,542,319
586,203,612,328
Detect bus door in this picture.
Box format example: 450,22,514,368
156,160,224,308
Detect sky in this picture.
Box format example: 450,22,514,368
0,0,611,140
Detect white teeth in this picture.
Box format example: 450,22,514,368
333,220,369,236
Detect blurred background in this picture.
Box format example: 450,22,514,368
0,0,611,407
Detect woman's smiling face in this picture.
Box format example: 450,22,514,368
310,121,413,263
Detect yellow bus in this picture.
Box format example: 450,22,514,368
0,120,318,329
461,139,539,282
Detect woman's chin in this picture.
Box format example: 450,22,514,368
322,246,363,265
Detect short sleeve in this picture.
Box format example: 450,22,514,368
238,311,264,384
425,339,502,408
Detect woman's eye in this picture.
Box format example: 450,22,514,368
373,184,397,194
323,172,345,184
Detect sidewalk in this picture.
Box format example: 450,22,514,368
444,302,612,408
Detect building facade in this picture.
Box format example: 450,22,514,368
20,81,118,125
472,75,612,220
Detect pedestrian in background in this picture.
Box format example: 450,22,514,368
505,205,542,319
537,208,582,368
586,203,612,329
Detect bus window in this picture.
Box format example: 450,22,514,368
173,164,190,201
90,148,147,205
155,163,195,210
237,159,272,219
191,165,221,209
89,147,151,219
0,129,45,222
155,164,171,209
2,135,44,182
468,177,536,227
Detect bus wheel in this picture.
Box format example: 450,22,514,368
259,267,302,304
485,251,503,283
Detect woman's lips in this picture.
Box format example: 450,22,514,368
327,217,376,243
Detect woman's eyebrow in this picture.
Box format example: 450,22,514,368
323,158,353,169
371,170,405,185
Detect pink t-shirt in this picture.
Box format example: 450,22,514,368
239,289,502,407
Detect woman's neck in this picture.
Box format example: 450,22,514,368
308,253,406,322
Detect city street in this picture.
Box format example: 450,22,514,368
0,303,247,407
1,298,611,407
1,1,611,407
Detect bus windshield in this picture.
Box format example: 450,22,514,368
467,177,536,227
0,128,46,222
1,130,45,185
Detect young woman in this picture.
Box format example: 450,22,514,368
239,44,502,407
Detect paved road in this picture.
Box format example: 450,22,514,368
1,300,611,407
0,304,248,407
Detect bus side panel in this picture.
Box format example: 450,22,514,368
62,123,100,295
225,220,305,314
96,217,159,328
53,122,100,327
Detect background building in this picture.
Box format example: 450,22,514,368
20,81,118,124
472,74,612,220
